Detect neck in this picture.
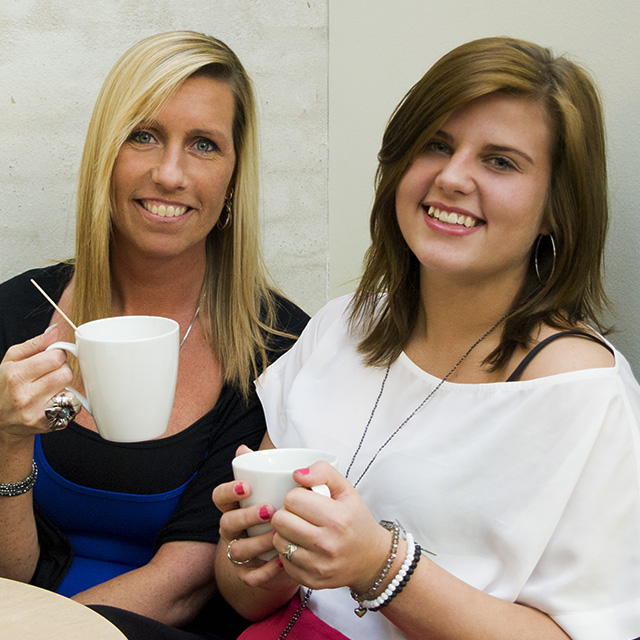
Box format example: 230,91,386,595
110,245,206,317
404,271,519,380
416,270,520,342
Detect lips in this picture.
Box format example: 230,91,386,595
425,205,481,228
139,200,190,218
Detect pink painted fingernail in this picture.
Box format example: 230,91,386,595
295,467,311,475
234,483,245,496
259,506,271,520
276,559,284,568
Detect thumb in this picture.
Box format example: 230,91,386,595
293,461,351,499
234,444,254,457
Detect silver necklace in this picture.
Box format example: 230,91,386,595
278,314,507,639
179,305,200,349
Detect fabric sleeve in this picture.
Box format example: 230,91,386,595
29,503,74,590
256,295,352,447
519,371,640,638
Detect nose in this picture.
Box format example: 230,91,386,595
151,146,188,190
433,152,475,195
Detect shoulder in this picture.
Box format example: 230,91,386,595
516,327,616,381
0,264,73,347
0,263,73,323
0,263,72,304
260,295,353,376
298,294,354,344
269,292,310,337
263,292,310,367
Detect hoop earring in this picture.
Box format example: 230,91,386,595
217,188,234,230
534,233,556,285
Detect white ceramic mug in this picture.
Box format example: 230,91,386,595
46,315,179,442
232,448,339,559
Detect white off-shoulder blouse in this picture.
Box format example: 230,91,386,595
257,295,640,640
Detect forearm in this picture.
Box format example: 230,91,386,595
0,436,40,582
74,540,219,627
379,556,570,640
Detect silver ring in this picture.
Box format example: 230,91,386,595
44,392,82,431
226,538,251,565
282,542,298,562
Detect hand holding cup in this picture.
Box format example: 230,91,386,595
46,315,179,442
232,448,338,559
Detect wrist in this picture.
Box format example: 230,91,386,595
349,520,402,597
0,434,37,478
0,460,38,497
0,429,36,454
350,520,429,617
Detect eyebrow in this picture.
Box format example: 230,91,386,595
433,130,536,166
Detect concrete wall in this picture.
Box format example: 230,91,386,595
0,0,328,315
329,0,640,374
2,0,639,373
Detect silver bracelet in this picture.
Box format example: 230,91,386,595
353,531,420,616
0,460,38,497
350,520,401,605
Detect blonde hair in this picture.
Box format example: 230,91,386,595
350,36,610,369
72,30,280,395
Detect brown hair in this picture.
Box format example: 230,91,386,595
349,36,610,369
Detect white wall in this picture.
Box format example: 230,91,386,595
0,0,328,315
329,0,640,374
2,0,639,373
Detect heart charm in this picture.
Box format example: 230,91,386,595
354,606,367,617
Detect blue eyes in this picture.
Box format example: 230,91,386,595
128,130,219,154
130,130,156,145
194,138,217,153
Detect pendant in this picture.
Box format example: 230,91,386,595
354,606,367,617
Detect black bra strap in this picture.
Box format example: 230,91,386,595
507,330,614,382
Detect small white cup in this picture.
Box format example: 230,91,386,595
232,448,339,559
46,315,179,442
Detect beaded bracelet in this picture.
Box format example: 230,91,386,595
0,460,38,497
353,531,421,616
350,520,401,604
370,540,422,612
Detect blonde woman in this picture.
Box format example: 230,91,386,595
0,31,307,635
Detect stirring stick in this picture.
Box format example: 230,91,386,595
30,278,79,332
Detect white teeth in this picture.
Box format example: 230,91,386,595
426,205,478,228
142,201,188,217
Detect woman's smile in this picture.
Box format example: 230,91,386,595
423,203,483,230
138,199,191,218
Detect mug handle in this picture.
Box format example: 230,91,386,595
45,342,92,414
310,483,331,498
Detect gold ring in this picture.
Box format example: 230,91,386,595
282,541,298,562
226,538,251,565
